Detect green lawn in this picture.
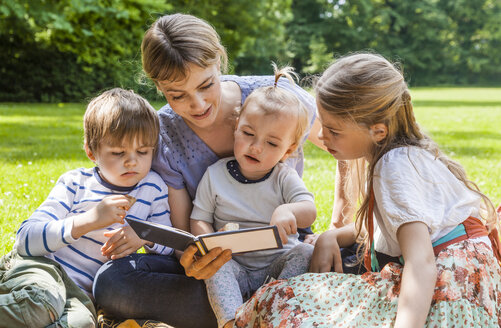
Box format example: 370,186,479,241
1,88,501,255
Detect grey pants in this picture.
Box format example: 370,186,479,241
205,243,314,327
0,251,96,328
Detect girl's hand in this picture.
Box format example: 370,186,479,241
309,229,343,273
101,225,146,259
179,245,232,280
270,206,297,244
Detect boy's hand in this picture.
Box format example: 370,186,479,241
270,205,297,245
71,194,133,239
101,225,146,259
93,195,132,226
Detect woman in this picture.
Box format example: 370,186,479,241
92,13,339,328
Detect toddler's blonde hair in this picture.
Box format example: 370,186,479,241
240,64,309,149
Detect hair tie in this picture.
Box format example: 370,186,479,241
274,73,281,88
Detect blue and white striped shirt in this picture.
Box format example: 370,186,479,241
15,167,172,297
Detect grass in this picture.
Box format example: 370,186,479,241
1,88,501,255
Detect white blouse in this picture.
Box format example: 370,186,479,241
372,146,482,256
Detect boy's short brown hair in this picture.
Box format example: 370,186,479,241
84,88,159,153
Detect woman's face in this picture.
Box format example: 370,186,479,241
156,63,222,130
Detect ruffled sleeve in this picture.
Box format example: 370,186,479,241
373,147,481,244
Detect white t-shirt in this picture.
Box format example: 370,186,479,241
372,146,483,256
191,157,314,270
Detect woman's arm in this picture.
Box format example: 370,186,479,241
331,161,356,228
309,222,357,273
394,221,437,328
307,119,353,230
168,186,192,232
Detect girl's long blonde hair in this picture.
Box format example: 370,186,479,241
315,53,498,247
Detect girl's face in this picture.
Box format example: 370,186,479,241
156,63,222,130
234,102,296,180
316,102,375,161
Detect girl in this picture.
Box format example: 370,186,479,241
191,66,316,328
234,53,501,327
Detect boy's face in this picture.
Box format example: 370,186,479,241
234,102,296,180
86,138,154,187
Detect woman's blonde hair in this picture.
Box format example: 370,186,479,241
240,64,309,148
141,13,228,83
84,88,159,153
315,53,498,247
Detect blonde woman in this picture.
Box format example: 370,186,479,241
93,14,336,328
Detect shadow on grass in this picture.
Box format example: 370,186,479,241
413,100,501,108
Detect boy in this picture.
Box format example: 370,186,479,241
0,88,172,327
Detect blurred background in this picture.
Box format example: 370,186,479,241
2,0,501,103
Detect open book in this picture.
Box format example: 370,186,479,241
126,217,283,255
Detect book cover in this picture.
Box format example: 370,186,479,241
126,217,283,255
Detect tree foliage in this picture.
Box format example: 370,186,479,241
0,0,167,102
1,0,500,102
287,0,501,85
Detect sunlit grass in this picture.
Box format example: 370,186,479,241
1,88,501,255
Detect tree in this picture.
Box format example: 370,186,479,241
169,0,293,74
0,0,167,101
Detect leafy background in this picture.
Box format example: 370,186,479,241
1,0,501,102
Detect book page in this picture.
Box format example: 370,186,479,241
200,227,281,254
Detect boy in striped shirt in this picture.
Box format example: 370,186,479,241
0,88,172,327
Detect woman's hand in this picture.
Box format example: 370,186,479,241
179,245,232,280
101,225,147,260
309,229,343,273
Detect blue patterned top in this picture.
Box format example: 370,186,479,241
151,75,317,199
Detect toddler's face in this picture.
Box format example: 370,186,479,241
234,103,296,180
90,138,154,187
316,102,374,161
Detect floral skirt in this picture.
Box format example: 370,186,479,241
235,239,501,327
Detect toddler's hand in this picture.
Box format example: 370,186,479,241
270,206,297,245
101,225,146,260
92,195,131,227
